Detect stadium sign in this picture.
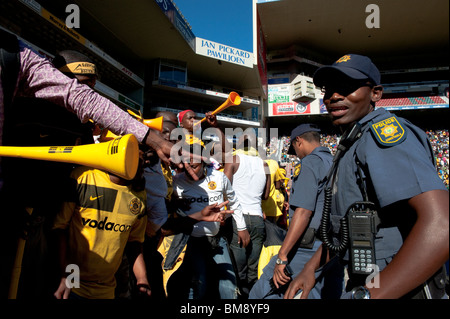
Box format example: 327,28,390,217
196,38,254,68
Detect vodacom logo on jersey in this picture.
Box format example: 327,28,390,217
81,216,132,233
188,194,223,203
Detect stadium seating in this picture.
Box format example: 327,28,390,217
377,93,447,108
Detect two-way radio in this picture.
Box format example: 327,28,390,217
347,202,380,275
318,123,380,277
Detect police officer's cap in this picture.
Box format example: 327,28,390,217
313,54,380,87
288,123,321,155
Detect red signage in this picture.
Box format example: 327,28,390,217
272,102,311,116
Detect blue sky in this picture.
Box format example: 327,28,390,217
172,0,254,52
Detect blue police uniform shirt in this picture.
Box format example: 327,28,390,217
289,146,333,230
331,107,446,263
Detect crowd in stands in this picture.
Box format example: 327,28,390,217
270,129,449,189
427,129,449,189
320,133,340,156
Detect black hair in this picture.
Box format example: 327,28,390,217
299,131,321,143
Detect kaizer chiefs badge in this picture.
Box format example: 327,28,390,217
129,197,142,215
208,181,217,190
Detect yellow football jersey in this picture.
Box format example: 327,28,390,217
53,166,147,299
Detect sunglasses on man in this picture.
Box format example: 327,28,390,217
321,80,375,97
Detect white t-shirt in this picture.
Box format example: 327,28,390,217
173,166,246,237
231,154,266,217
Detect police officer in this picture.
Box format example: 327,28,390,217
284,54,449,299
249,124,344,299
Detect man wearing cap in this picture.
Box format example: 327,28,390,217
0,49,102,298
53,50,98,87
284,54,448,299
249,123,344,299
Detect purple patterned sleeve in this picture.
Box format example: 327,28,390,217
16,42,149,142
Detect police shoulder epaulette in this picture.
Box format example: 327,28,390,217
370,115,407,147
293,162,301,178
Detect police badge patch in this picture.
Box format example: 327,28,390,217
370,116,406,147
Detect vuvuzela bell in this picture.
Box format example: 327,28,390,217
198,91,241,124
127,110,163,132
0,134,139,180
142,116,163,131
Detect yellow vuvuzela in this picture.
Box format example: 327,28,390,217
198,91,241,124
127,109,163,132
0,134,139,180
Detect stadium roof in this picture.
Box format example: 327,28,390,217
35,0,448,93
59,0,265,98
258,0,449,70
